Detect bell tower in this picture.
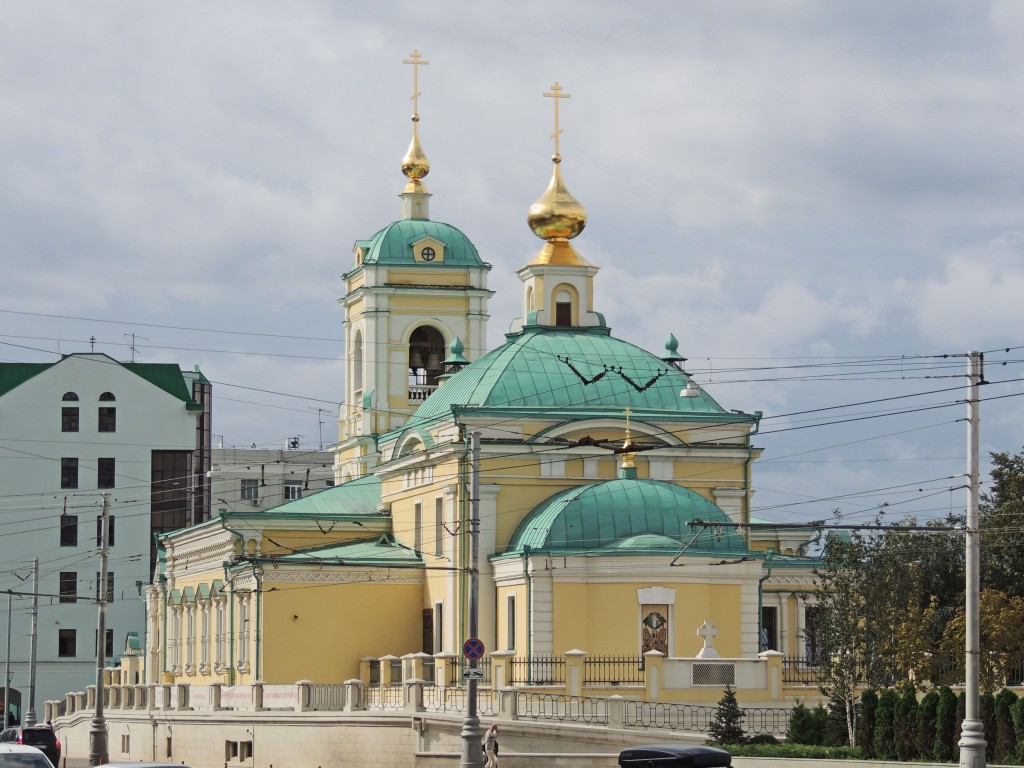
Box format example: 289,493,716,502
334,52,493,482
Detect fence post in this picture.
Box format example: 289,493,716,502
344,679,365,712
498,688,518,721
644,651,664,701
565,649,586,697
607,695,625,729
252,681,264,711
295,680,312,712
358,656,375,686
758,650,784,701
404,680,426,713
380,655,398,687
490,651,514,690
434,653,456,686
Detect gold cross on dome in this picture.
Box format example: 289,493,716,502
624,406,632,441
403,50,430,121
543,81,571,158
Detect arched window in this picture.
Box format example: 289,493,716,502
62,393,80,432
554,289,573,327
99,392,116,401
408,326,445,388
353,331,364,395
98,393,116,432
62,392,79,401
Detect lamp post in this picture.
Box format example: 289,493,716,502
89,492,110,766
459,431,484,768
958,352,985,768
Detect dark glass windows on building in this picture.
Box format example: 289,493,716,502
97,515,115,547
58,629,76,658
96,628,114,658
59,572,77,604
95,572,114,603
97,457,116,489
62,407,79,432
61,458,78,489
60,515,79,546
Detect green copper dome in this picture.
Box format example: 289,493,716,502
505,478,747,555
356,219,488,268
403,325,748,430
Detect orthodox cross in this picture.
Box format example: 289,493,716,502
403,50,429,125
544,81,571,159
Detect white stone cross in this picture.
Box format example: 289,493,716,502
696,619,721,658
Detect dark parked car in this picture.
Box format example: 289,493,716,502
619,744,731,768
0,728,60,767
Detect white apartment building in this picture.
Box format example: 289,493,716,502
0,353,211,717
208,446,336,514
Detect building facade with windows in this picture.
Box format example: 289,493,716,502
207,447,336,514
0,353,210,709
141,87,818,699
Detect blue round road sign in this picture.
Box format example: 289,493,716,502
463,638,485,660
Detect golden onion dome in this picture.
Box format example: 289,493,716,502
527,156,587,241
401,120,430,182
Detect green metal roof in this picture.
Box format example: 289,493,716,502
355,219,489,269
0,363,53,397
504,477,748,555
266,473,382,517
401,325,747,433
0,355,201,408
271,534,422,568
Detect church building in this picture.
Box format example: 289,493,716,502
143,59,817,691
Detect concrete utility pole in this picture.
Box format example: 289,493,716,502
89,492,110,766
4,591,11,728
959,351,985,768
25,559,38,726
459,432,484,768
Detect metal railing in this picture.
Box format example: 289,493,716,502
364,684,403,710
509,655,565,686
422,685,499,715
782,656,823,684
310,684,345,710
515,693,610,724
624,701,789,736
584,655,645,686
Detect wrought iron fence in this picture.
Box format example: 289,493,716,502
448,658,492,686
364,684,403,710
782,656,823,684
422,685,499,715
515,692,610,724
509,655,565,685
584,655,645,685
624,701,788,736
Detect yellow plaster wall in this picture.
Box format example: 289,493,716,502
551,581,745,658
261,580,424,683
385,268,472,287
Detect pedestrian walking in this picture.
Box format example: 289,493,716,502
484,723,499,768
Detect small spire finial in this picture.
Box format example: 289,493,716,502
544,81,571,163
621,407,637,470
403,50,430,130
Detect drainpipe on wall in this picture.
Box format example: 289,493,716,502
522,546,532,662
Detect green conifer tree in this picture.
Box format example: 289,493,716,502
994,688,1019,763
916,690,939,760
933,686,958,762
894,685,919,762
858,689,878,757
873,688,898,760
708,685,745,745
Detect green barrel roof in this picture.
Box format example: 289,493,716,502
358,218,488,268
404,325,741,430
505,478,748,555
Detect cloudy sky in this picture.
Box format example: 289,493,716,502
2,1,1022,527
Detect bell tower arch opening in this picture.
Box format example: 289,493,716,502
409,325,446,395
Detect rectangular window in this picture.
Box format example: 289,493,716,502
58,629,76,658
95,571,114,603
433,602,443,655
60,515,79,547
95,628,114,658
98,406,116,432
59,572,77,604
240,478,259,501
61,407,79,432
507,595,517,651
325,479,335,487
151,450,192,574
434,498,444,558
96,515,116,547
760,606,778,652
413,502,422,554
97,458,115,488
61,458,78,489
284,482,302,501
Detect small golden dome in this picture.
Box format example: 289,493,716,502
401,127,430,182
527,159,587,241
